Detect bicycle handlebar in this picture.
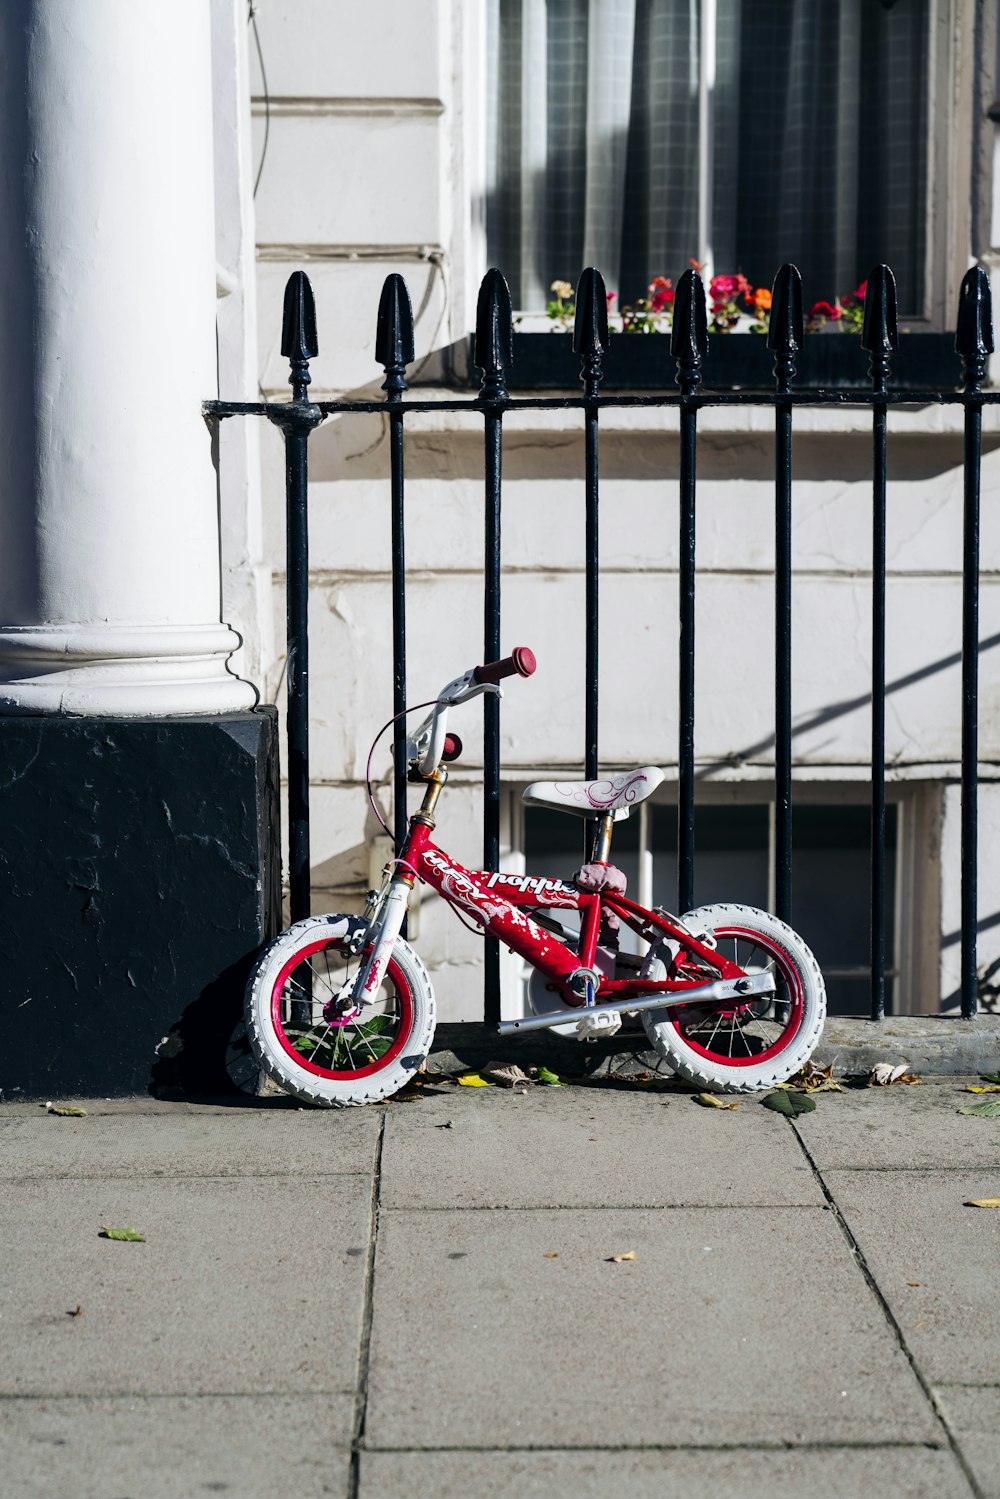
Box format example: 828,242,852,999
409,647,537,775
473,647,537,685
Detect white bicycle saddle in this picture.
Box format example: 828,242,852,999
522,767,664,820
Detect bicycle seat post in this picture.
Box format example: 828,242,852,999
590,812,614,863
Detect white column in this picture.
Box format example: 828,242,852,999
0,0,256,714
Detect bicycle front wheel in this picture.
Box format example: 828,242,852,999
641,903,826,1093
245,915,436,1107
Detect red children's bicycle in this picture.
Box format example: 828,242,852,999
244,649,826,1106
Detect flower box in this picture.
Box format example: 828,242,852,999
498,331,961,393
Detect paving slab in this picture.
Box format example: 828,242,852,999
0,1105,379,1179
366,1205,938,1449
824,1169,1000,1385
935,1386,1000,1499
379,1086,823,1208
358,1445,971,1499
0,1175,371,1400
0,1394,351,1499
792,1078,1000,1171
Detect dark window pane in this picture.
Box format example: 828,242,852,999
791,804,897,1017
651,804,770,911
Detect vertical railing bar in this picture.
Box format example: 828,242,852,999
672,270,707,913
271,271,323,930
376,273,416,865
574,268,609,856
389,406,408,857
483,412,503,1022
768,265,802,927
584,409,599,784
678,405,697,913
956,267,993,1019
863,266,897,1021
475,269,513,1026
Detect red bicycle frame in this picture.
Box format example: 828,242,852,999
404,818,743,1011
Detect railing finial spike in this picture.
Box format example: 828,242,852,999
474,267,513,401
671,268,707,392
376,273,415,398
861,264,897,394
956,265,994,391
281,270,318,402
573,266,609,397
767,264,803,391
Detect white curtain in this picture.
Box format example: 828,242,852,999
488,0,928,312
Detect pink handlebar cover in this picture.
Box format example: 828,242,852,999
473,647,536,685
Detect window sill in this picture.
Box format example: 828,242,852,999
502,331,961,392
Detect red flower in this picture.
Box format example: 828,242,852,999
649,276,674,312
854,280,868,301
810,300,842,320
606,291,617,307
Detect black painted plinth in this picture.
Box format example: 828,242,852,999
0,710,281,1097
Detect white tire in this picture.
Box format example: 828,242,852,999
641,903,826,1093
245,914,436,1107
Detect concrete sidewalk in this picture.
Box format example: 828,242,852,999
2,1076,999,1498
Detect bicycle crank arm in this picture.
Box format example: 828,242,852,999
496,972,776,1037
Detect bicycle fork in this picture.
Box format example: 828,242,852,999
349,872,412,1005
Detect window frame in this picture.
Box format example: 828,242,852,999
471,0,977,333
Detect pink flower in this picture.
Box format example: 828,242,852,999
606,291,617,307
709,273,751,305
854,280,868,301
810,300,842,321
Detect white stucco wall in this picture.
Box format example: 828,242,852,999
239,0,1000,1020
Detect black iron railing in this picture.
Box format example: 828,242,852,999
206,261,996,1025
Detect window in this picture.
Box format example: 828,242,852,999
487,0,932,315
524,795,901,1016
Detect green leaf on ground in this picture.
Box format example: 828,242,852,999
537,1066,564,1087
45,1105,88,1117
100,1227,145,1242
957,1100,1000,1117
761,1089,816,1116
980,1073,1000,1085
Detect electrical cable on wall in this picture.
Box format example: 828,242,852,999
248,2,270,198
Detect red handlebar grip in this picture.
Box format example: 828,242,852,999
473,647,537,685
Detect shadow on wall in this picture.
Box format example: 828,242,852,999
304,412,992,487
699,631,1000,780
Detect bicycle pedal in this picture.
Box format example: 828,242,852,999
575,1010,623,1042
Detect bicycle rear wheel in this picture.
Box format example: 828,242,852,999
641,903,826,1093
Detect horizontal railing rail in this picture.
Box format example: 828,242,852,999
206,261,995,1024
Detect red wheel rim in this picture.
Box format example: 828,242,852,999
671,925,804,1067
270,938,415,1079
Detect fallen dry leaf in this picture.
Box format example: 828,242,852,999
694,1093,738,1109
482,1061,531,1088
906,1282,923,1287
963,1085,1000,1094
607,1250,637,1263
66,1305,82,1317
965,1198,1000,1208
456,1073,491,1088
99,1226,145,1242
45,1104,87,1117
868,1063,919,1086
543,1252,559,1259
787,1062,844,1093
